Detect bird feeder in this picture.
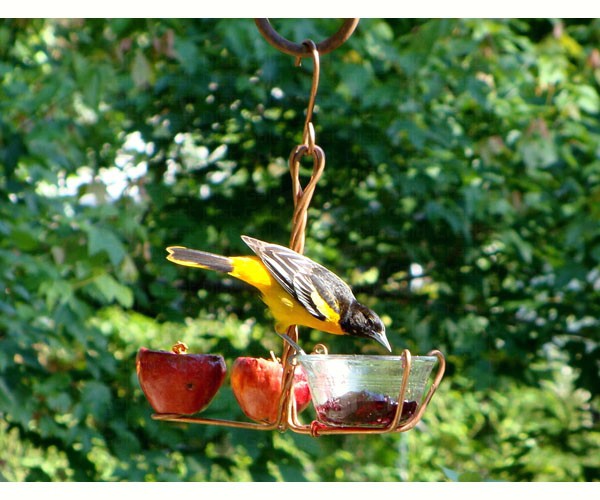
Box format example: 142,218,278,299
143,19,446,437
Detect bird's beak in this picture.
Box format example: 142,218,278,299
372,330,392,352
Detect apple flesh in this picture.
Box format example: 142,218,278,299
230,355,311,424
136,343,226,415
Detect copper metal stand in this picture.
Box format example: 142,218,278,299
152,348,445,437
152,19,446,437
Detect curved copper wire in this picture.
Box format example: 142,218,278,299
254,19,359,57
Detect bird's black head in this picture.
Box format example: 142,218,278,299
340,302,391,352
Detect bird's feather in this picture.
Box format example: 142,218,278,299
241,235,352,322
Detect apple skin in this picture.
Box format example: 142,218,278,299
136,347,226,415
230,356,311,423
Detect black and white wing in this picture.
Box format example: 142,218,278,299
241,235,354,321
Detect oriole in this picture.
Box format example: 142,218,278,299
166,236,391,351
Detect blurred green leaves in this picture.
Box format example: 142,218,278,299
86,226,127,267
0,18,598,482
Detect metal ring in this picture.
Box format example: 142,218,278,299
254,19,359,57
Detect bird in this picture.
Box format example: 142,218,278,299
166,235,391,352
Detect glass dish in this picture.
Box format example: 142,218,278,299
295,354,437,428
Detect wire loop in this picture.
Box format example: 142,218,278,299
288,144,326,254
254,19,359,58
299,40,319,156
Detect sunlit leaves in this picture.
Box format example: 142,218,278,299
1,18,599,482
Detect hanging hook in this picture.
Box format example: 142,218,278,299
298,40,319,156
255,19,359,58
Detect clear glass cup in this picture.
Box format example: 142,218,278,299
295,354,437,428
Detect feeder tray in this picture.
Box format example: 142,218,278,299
148,19,446,437
152,345,445,437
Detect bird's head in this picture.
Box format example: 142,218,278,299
340,302,391,352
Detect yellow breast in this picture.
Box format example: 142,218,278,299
228,256,344,335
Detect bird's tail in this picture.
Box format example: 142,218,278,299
166,246,234,273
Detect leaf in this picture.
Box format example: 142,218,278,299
11,228,40,252
39,280,73,309
47,392,72,413
25,467,53,481
442,467,460,482
80,380,112,418
591,244,600,263
87,226,126,267
0,376,16,411
500,229,533,264
518,135,558,170
574,84,600,114
91,273,133,308
131,49,154,88
173,38,201,74
336,62,373,100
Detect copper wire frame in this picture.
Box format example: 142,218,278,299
151,348,445,437
254,19,360,58
151,19,446,437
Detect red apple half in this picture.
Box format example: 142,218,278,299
230,355,311,424
136,342,226,415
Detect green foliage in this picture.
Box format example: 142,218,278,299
1,18,599,482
